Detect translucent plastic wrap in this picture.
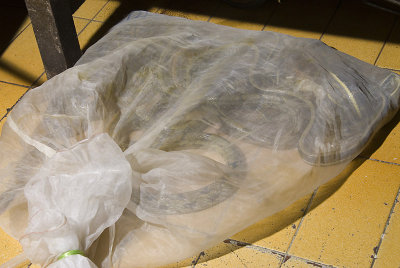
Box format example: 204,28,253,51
0,11,399,268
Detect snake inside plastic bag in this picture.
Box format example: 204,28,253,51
0,10,399,268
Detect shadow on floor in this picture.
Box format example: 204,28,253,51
190,109,400,265
0,0,28,57
81,0,400,53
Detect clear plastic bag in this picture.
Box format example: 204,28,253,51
0,11,399,268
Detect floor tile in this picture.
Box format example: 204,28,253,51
281,257,333,268
360,111,400,165
376,19,400,70
0,227,22,265
288,158,400,267
231,193,312,252
0,5,29,53
196,242,282,267
158,257,194,268
159,0,219,22
281,258,310,268
0,25,41,86
321,0,395,64
265,0,339,39
0,18,90,86
209,1,276,31
73,0,109,20
373,191,400,268
0,82,29,118
94,0,167,23
16,261,33,268
78,21,104,52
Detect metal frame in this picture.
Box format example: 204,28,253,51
24,0,83,79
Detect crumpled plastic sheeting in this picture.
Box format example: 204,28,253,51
0,11,399,268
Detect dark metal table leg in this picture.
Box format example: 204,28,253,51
24,0,82,79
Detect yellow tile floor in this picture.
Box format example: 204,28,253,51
0,0,399,267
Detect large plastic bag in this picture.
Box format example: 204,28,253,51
0,11,399,268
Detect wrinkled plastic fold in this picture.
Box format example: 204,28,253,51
0,11,399,268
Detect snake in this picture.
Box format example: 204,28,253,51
136,123,247,215
119,39,396,215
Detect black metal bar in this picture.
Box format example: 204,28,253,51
24,0,82,79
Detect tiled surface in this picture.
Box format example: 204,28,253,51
76,20,104,51
320,0,396,64
0,82,28,118
210,2,275,31
93,0,167,23
265,0,339,39
0,5,29,50
73,0,109,20
373,190,400,268
0,228,22,265
159,0,219,21
0,18,91,86
0,22,44,86
196,243,282,267
361,111,400,165
1,0,400,267
230,193,313,252
376,18,400,70
289,158,400,267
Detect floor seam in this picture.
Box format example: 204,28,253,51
381,67,400,72
72,15,91,21
359,156,400,166
261,1,279,31
374,17,398,66
0,70,45,123
7,22,32,47
192,251,205,267
206,0,221,23
77,0,110,36
370,185,400,267
319,0,342,40
73,15,104,23
225,238,337,268
278,188,319,267
0,80,30,88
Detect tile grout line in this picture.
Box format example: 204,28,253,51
319,0,342,41
191,251,204,267
8,22,32,47
72,15,103,23
370,185,400,267
0,71,45,123
359,156,400,166
278,188,319,267
76,0,110,37
229,247,249,268
0,1,102,124
373,17,398,66
261,2,279,31
0,80,30,88
225,238,336,268
207,1,222,23
1,0,110,122
382,67,400,72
